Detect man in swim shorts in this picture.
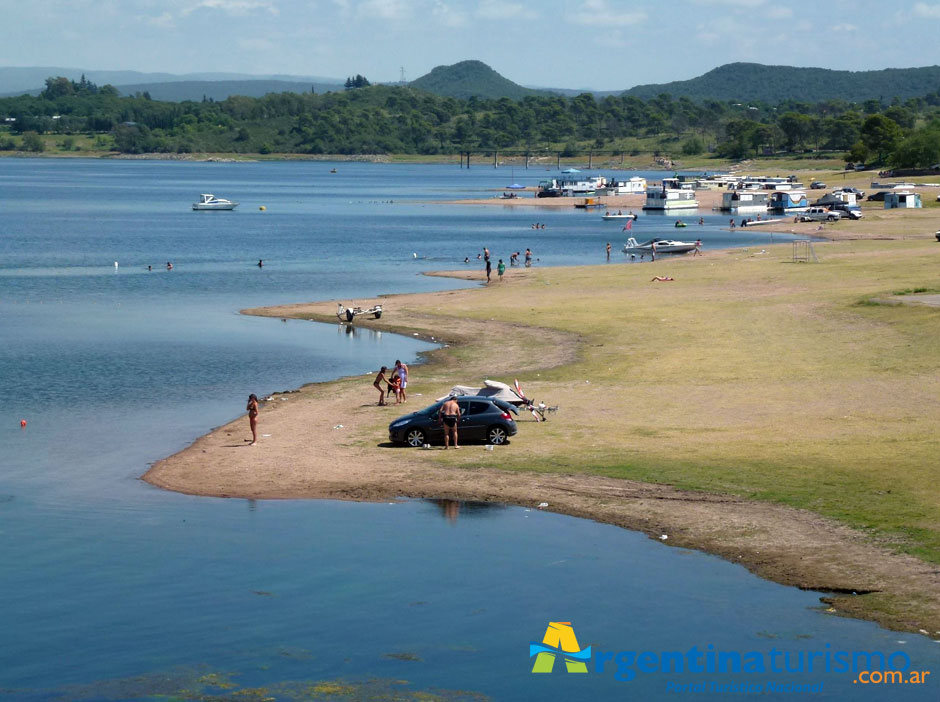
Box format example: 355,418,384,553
438,396,461,449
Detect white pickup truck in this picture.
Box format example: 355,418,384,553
798,207,841,222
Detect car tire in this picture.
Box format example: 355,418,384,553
487,425,508,445
406,429,426,447
827,215,836,221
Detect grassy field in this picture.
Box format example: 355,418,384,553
407,238,940,563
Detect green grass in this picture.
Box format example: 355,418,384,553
408,239,940,563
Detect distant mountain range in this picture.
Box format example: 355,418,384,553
2,61,940,104
0,67,343,99
623,62,940,103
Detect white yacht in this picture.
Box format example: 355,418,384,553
623,237,699,254
192,194,238,210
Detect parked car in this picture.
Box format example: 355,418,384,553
798,207,841,222
388,396,518,446
810,181,827,189
829,203,864,219
835,187,865,198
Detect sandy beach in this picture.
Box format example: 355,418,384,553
145,219,940,634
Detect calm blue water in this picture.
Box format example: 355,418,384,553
0,159,935,701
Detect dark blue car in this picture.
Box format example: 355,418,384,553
388,396,518,446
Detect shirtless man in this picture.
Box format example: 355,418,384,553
438,396,461,449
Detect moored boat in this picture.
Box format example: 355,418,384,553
622,237,698,254
643,178,699,210
192,194,238,210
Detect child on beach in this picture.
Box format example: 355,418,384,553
374,367,389,406
497,259,505,281
387,372,402,404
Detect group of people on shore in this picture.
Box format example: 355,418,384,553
469,247,533,282
372,360,410,406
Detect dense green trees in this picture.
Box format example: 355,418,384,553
0,75,936,166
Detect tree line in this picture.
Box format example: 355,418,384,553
2,75,940,168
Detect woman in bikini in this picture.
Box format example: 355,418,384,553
374,367,389,406
246,394,260,445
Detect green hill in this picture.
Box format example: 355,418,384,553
623,62,940,103
409,60,546,100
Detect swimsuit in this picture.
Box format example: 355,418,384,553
442,414,458,428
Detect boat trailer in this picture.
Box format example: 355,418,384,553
337,303,383,323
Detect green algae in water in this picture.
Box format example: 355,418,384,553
43,668,487,702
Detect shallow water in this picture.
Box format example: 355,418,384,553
0,159,936,700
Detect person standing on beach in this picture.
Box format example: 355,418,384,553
606,242,611,261
485,257,492,282
525,248,532,267
483,247,490,262
387,372,402,404
394,359,409,403
497,259,505,281
374,367,389,406
246,394,260,445
438,396,461,449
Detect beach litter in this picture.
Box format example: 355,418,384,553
262,434,272,438
333,424,344,430
660,534,668,540
537,502,549,509
485,445,494,451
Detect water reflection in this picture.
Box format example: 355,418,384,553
428,498,507,525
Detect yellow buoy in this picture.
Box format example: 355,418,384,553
259,205,266,211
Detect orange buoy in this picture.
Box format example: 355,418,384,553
20,419,27,428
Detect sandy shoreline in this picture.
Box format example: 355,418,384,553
144,242,940,635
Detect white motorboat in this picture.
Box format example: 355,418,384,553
601,212,638,221
192,194,238,210
622,237,698,254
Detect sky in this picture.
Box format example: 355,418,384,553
1,0,940,90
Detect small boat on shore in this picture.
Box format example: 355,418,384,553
192,194,238,211
623,237,698,254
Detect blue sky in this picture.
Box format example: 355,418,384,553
2,0,940,90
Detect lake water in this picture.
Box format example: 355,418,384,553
0,159,936,701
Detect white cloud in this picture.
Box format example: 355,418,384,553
182,0,279,16
432,0,468,27
690,0,766,6
144,11,175,27
570,1,646,26
913,2,940,18
354,0,409,20
833,23,858,32
475,0,528,20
